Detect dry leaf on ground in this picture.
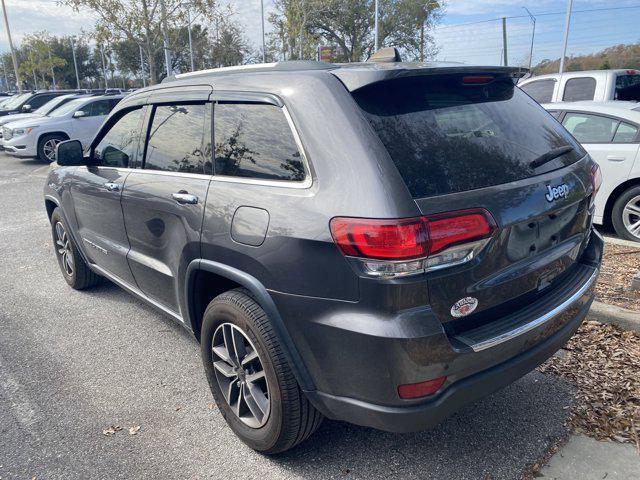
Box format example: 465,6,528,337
129,425,141,435
596,244,640,312
102,425,123,436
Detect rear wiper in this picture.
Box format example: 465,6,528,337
529,145,574,169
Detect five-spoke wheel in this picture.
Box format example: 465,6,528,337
622,194,640,240
54,221,74,276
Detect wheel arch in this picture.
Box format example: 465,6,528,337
603,177,640,225
185,259,315,391
37,131,70,148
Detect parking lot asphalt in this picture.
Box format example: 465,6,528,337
0,154,575,480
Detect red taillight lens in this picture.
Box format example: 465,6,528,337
330,217,429,260
330,209,495,261
398,376,447,399
425,210,495,255
462,75,494,85
591,163,602,197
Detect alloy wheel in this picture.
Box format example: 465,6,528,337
622,195,640,240
43,138,61,161
54,221,74,276
211,323,270,428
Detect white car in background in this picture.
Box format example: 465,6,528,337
0,93,89,143
2,94,123,162
520,69,640,104
542,101,640,241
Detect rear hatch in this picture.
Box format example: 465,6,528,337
348,70,595,329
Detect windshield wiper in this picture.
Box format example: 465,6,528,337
529,145,574,169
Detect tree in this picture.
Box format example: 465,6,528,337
19,32,67,89
210,13,254,67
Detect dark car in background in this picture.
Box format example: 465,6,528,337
0,90,81,117
45,60,603,453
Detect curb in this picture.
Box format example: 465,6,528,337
588,301,640,333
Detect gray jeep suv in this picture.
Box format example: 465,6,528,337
45,60,603,453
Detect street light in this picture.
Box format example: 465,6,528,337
70,37,81,89
261,0,266,62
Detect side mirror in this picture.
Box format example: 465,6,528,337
73,110,87,118
55,139,85,166
22,104,31,112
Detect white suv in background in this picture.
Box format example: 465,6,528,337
520,69,640,104
2,94,124,162
543,101,640,241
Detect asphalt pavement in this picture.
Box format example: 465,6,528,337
0,154,576,480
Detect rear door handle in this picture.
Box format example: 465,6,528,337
104,182,121,192
607,156,626,162
171,192,198,205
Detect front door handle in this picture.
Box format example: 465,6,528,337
104,182,121,192
607,156,626,162
172,191,198,205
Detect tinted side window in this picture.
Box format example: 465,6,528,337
563,78,596,102
94,107,144,168
613,122,639,143
562,113,618,143
29,94,57,109
85,99,113,117
615,74,640,101
520,79,555,103
214,103,305,181
144,103,206,174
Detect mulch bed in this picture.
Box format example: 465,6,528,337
538,320,640,449
595,243,640,312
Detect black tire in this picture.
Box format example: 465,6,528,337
611,185,640,243
50,208,101,289
201,288,323,454
38,134,66,163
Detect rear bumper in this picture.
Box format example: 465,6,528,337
275,230,603,432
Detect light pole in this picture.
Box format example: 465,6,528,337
523,7,536,71
187,8,195,71
260,0,266,62
100,45,109,89
559,0,573,73
159,0,172,76
139,44,146,87
48,49,56,90
374,0,379,51
1,0,21,91
70,37,81,89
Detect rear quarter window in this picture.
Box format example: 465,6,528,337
562,77,596,102
615,74,640,101
520,79,556,103
352,75,584,198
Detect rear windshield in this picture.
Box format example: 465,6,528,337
615,74,640,101
353,75,584,198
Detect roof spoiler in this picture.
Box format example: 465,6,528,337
367,47,402,63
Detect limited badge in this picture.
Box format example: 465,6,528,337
450,297,478,318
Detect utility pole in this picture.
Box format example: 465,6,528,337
159,0,172,76
523,8,536,71
70,37,81,89
48,50,56,90
501,17,508,66
260,0,266,62
100,45,109,89
139,44,146,87
1,0,21,91
559,0,573,73
374,0,379,51
187,8,195,71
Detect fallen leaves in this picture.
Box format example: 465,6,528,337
596,244,640,312
538,320,640,445
102,425,141,436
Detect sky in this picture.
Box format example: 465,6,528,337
0,0,639,67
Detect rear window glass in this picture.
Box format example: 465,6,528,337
615,74,640,101
520,79,555,103
562,77,596,102
353,75,584,198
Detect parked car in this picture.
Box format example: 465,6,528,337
45,61,603,453
542,101,640,241
519,69,640,104
3,94,123,161
0,93,89,143
0,90,81,117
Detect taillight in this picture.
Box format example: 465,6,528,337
590,163,602,207
330,209,495,277
462,75,494,85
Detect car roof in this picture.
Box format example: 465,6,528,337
521,69,639,83
541,101,640,122
162,60,528,92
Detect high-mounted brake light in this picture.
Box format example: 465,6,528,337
462,75,494,85
626,69,638,75
330,209,496,277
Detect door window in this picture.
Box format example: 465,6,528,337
612,122,639,143
562,113,619,143
29,94,57,109
93,107,144,168
520,79,555,103
84,99,114,117
562,77,596,102
143,103,207,174
213,103,305,181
